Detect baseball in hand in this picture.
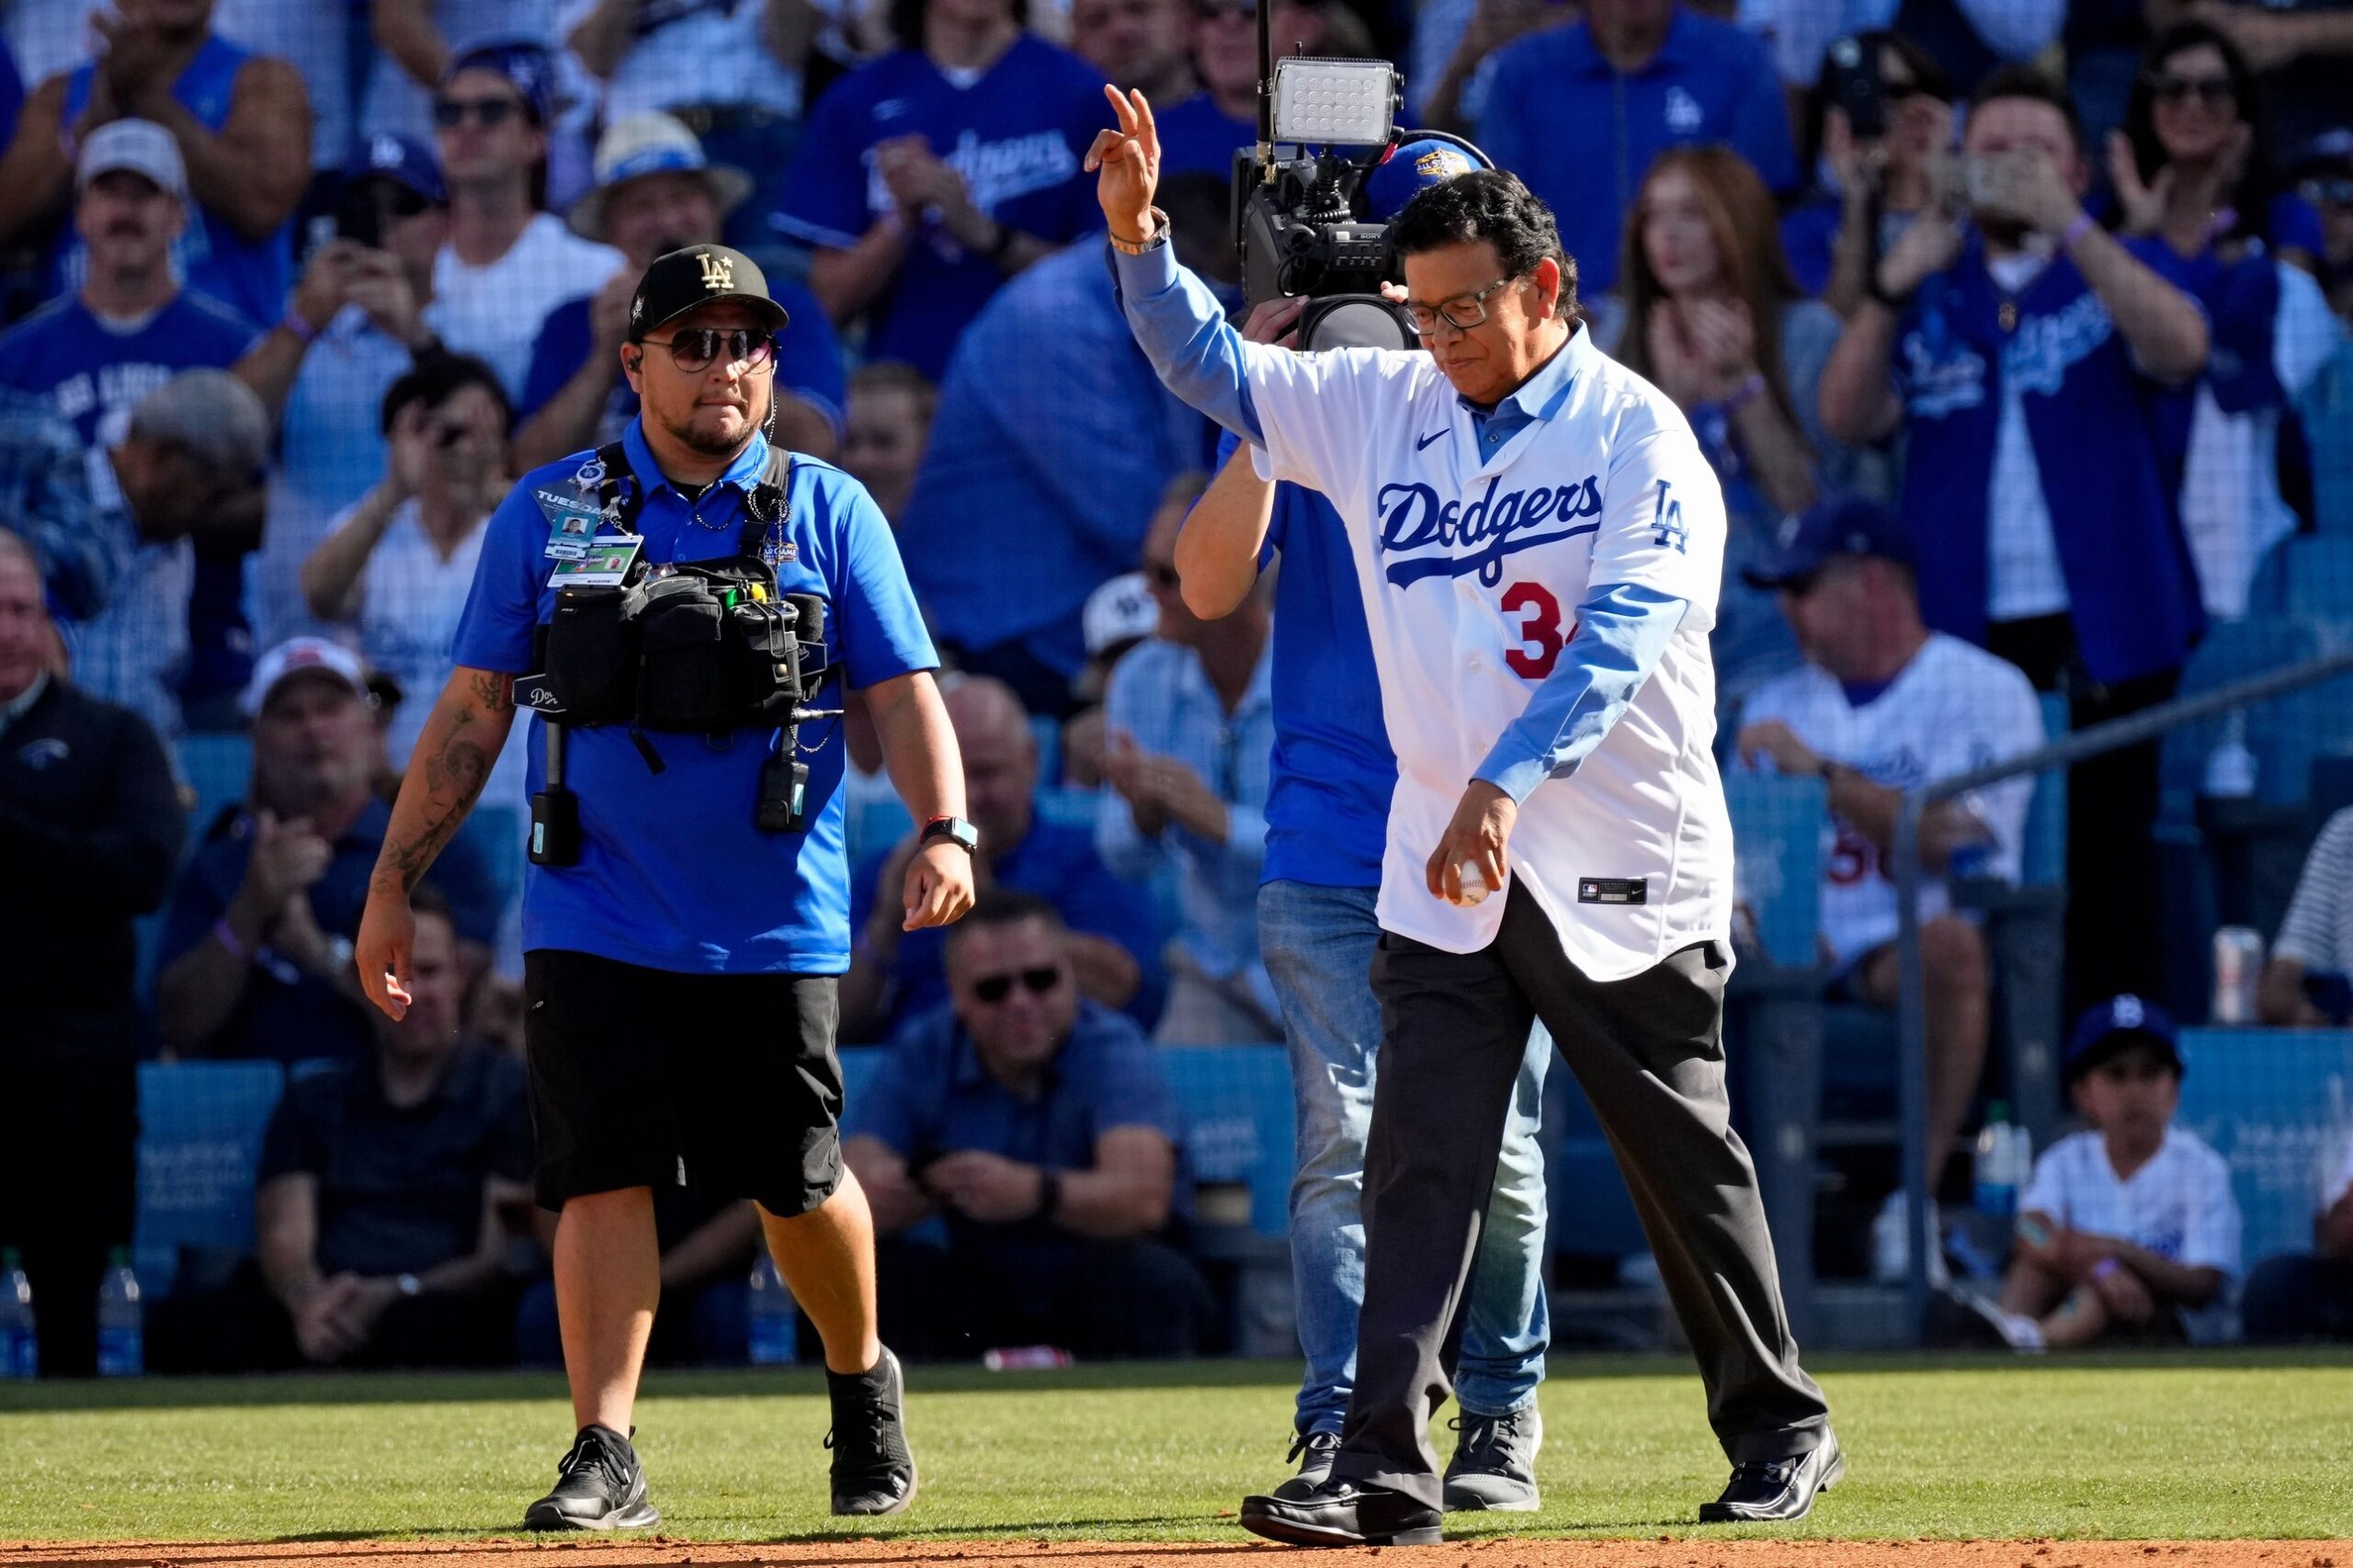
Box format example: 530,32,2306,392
1450,858,1494,907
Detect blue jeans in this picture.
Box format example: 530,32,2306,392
1259,879,1552,1433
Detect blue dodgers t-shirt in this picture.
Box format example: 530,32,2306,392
848,810,1168,1037
1155,90,1253,177
1477,11,1797,294
770,34,1107,380
516,275,847,436
846,997,1190,1217
58,35,293,328
450,421,938,974
155,797,504,1067
1210,429,1389,891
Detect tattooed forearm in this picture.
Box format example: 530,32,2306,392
369,667,520,899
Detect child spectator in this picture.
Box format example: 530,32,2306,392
1987,995,2242,1349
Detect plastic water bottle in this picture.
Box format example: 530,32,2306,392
96,1248,141,1378
2204,711,2257,799
1972,1102,2031,1219
0,1250,36,1378
746,1255,795,1367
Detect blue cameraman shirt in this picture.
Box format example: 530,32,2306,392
1209,427,1390,891
449,421,938,975
769,34,1106,380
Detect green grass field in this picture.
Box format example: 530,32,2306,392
4,1352,2350,1544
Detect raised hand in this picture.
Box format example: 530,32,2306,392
1084,85,1161,244
2105,131,2170,237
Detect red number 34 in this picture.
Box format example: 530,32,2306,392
1501,582,1572,679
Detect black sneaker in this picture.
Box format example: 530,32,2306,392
1239,1475,1444,1548
1698,1432,1845,1524
1442,1403,1542,1512
523,1424,659,1531
1269,1428,1341,1502
826,1346,917,1516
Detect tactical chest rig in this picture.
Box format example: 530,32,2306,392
524,441,840,866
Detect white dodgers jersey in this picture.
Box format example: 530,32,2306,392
1738,633,2045,967
1243,324,1729,982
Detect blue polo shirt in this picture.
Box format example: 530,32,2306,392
1893,234,2204,685
1477,10,1798,293
155,797,502,1067
847,997,1189,1218
1156,90,1254,178
849,809,1168,1035
449,422,938,974
1211,428,1389,892
770,34,1107,380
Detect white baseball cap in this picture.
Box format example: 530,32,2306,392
76,118,187,198
241,637,369,719
569,112,754,240
1083,572,1159,658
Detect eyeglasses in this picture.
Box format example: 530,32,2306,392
635,327,778,372
971,966,1063,1004
432,96,520,129
2151,74,2234,108
2301,176,2353,207
1404,275,1521,335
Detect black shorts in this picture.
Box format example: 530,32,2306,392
524,950,845,1216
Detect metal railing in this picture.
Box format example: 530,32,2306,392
1888,644,2353,1329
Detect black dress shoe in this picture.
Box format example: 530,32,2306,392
1240,1475,1444,1547
1699,1432,1844,1523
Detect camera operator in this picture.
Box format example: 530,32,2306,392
1089,89,1834,1544
353,243,972,1531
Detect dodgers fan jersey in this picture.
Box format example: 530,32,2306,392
1737,632,2045,968
2020,1129,2242,1281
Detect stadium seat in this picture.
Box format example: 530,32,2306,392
2301,338,2353,538
2175,1027,2353,1276
2160,617,2341,820
1724,772,1830,970
132,1061,286,1299
1158,1044,1293,1239
2245,535,2353,643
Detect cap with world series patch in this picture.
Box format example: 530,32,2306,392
627,244,790,342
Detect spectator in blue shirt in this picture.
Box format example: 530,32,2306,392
514,112,843,472
1817,65,2210,1009
0,0,311,327
895,172,1229,716
845,891,1213,1359
1476,0,1798,297
845,674,1163,1040
1070,0,1198,118
1098,473,1276,1043
772,0,1108,380
154,639,500,1067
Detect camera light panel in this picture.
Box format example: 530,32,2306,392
1270,58,1396,147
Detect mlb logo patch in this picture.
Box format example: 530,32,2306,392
1577,877,1648,905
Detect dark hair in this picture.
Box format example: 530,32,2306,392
1968,64,2085,151
381,350,512,437
1391,169,1574,306
409,879,454,929
1800,30,1950,176
944,889,1066,949
2119,21,2276,245
888,0,1029,53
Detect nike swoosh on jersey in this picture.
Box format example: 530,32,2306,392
1415,428,1448,450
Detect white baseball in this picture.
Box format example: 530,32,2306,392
1449,858,1493,907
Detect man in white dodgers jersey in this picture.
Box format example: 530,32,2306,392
1086,88,1835,1545
1734,494,2045,1203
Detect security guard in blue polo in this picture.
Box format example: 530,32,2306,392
355,244,975,1531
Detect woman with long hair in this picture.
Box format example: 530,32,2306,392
2109,21,2340,618
1782,31,1956,317
1610,144,1881,697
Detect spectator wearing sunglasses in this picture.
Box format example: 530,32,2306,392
363,0,565,149
2108,22,2338,619
2150,0,2353,165
845,891,1213,1360
513,112,842,472
426,41,624,403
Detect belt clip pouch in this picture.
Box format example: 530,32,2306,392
634,574,733,731
756,752,811,833
728,597,801,721
544,585,637,724
529,787,581,865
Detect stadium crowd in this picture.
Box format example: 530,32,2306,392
7,0,2353,1376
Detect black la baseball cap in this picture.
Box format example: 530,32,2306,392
628,243,789,342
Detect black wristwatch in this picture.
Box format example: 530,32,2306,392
919,814,979,855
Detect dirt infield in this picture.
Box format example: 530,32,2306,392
4,1540,2342,1568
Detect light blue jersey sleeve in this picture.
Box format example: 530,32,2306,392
1111,242,1265,446
1474,582,1691,803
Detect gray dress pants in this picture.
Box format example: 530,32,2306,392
1331,882,1831,1509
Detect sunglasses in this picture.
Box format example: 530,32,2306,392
433,96,521,129
971,967,1063,1004
2151,74,2234,108
634,327,778,372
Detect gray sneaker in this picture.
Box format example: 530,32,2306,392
1442,1404,1542,1512
1270,1428,1341,1502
